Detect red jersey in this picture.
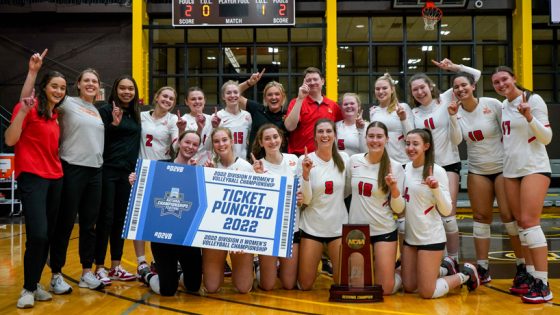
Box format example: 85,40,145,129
11,100,63,179
286,95,342,155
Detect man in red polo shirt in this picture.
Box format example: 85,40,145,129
284,67,342,155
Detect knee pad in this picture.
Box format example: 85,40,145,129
431,278,450,299
392,272,402,294
442,216,459,234
518,227,528,246
473,222,491,239
503,221,519,236
397,218,405,234
523,226,547,249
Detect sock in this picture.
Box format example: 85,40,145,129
526,265,536,275
516,258,526,266
449,254,459,263
439,266,448,277
458,273,469,284
477,260,489,270
532,271,548,284
137,256,146,264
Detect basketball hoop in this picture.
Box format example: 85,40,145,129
422,1,443,31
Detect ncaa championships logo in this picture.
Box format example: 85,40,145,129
154,188,192,219
346,229,366,250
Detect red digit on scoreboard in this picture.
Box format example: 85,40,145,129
184,4,192,17
278,3,286,16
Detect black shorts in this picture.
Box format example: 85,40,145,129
403,240,446,251
292,230,301,244
509,172,552,180
468,171,502,182
443,162,462,175
370,229,398,244
300,230,340,245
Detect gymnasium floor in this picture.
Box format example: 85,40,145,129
0,212,559,315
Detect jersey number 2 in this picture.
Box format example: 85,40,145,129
145,134,153,147
325,181,333,195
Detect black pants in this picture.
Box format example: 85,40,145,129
19,172,63,291
151,242,202,296
94,166,131,265
50,161,102,271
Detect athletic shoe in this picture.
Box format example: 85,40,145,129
462,263,480,291
50,273,73,294
441,256,459,276
137,261,151,283
96,267,112,286
510,264,533,295
321,257,333,277
34,284,52,302
521,278,553,304
79,271,105,290
108,265,136,281
224,261,232,277
17,289,34,309
477,265,492,284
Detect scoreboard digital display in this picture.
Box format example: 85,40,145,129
172,0,295,27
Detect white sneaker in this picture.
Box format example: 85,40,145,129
17,289,34,309
34,284,53,301
50,273,73,294
79,271,105,290
95,268,112,286
148,274,161,295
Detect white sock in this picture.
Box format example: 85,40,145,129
449,254,459,263
526,265,536,275
516,258,525,266
477,260,489,270
439,266,448,277
137,256,146,264
532,271,548,284
457,273,469,284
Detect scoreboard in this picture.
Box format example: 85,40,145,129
172,0,295,27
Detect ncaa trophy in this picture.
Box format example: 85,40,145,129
329,224,383,302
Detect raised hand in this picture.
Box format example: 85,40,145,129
298,83,310,100
296,190,303,207
424,166,439,189
396,103,407,121
517,92,532,122
431,58,457,72
247,68,266,87
448,94,459,116
204,159,216,168
301,146,313,180
29,49,48,73
211,106,221,128
128,172,137,186
356,107,365,129
196,113,206,131
111,101,123,126
188,158,197,166
176,109,187,132
384,168,398,189
251,152,264,174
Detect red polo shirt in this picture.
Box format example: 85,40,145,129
286,95,342,155
11,100,63,179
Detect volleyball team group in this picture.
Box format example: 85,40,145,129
6,48,553,309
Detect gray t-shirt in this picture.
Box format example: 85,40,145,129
59,96,104,168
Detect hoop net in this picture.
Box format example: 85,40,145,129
422,1,443,31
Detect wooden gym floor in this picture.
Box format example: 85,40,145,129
0,212,559,315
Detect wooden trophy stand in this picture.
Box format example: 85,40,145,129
329,224,383,302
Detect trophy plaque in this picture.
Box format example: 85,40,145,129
329,224,383,302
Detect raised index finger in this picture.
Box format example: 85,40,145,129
250,152,257,163
40,48,48,59
31,88,35,99
259,68,266,78
522,92,527,103
214,106,218,114
304,146,308,158
428,166,433,177
177,109,181,117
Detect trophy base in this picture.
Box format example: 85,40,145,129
329,284,384,303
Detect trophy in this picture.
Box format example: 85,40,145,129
329,224,383,302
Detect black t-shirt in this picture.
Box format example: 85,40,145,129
245,99,287,157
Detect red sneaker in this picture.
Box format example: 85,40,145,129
108,265,136,281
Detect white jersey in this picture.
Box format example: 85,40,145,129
456,97,504,175
297,152,349,237
369,103,413,165
217,157,253,172
182,113,213,165
348,154,405,236
403,163,451,246
412,94,460,167
218,109,252,160
335,121,367,156
501,93,551,177
261,154,300,232
140,111,178,161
